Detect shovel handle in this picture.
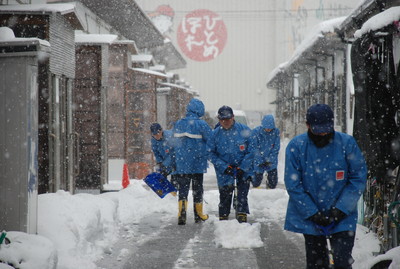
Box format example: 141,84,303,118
326,237,334,266
316,223,335,267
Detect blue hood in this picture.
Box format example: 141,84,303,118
262,115,275,129
186,98,205,118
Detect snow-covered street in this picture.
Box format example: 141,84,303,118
1,164,390,269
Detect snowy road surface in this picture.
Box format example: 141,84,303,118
96,170,306,269
96,204,305,269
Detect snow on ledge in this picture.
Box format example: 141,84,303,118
0,3,76,15
75,34,118,44
131,67,167,77
354,7,400,39
0,27,50,47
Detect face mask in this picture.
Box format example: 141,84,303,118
307,130,334,148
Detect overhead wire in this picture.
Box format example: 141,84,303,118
144,7,355,22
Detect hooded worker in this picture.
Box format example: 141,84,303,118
150,122,178,189
284,104,367,268
173,98,212,225
248,114,280,189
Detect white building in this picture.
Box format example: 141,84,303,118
136,0,358,116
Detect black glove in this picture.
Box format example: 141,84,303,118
329,207,346,224
309,211,331,227
224,165,235,176
258,161,271,169
236,167,245,178
246,176,253,184
159,164,170,177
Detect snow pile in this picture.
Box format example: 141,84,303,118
352,225,381,268
249,188,289,221
35,180,177,269
213,220,263,249
367,246,400,269
0,27,14,40
37,190,119,269
0,232,56,269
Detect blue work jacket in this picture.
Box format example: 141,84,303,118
151,130,175,173
207,121,252,187
249,126,280,173
284,131,367,236
173,99,212,174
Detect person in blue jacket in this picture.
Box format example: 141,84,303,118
249,115,280,189
173,98,212,225
284,104,367,269
150,123,177,189
207,105,253,223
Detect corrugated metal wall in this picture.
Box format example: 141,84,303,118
49,13,75,78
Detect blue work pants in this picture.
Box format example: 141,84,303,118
176,174,204,203
218,176,250,218
253,168,278,189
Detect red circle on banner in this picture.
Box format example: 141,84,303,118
177,9,227,62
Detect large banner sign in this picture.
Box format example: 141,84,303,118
177,9,227,62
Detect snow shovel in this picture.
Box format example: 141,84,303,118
317,223,335,268
233,168,238,219
144,172,177,198
0,231,10,245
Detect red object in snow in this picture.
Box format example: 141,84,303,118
122,163,130,189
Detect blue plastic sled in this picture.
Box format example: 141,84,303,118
144,172,177,198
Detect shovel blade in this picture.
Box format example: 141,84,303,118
144,172,177,198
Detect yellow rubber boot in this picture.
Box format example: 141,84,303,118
178,200,187,225
194,203,209,223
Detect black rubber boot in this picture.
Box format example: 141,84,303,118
219,215,229,221
237,213,247,223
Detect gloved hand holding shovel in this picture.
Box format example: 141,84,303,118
258,161,271,169
316,223,335,268
310,208,346,269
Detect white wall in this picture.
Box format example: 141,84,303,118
35,0,354,114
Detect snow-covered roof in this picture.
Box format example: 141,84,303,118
354,7,400,38
0,3,84,30
266,17,345,87
149,65,166,72
0,3,76,14
150,40,186,71
75,34,118,44
339,0,376,38
0,27,50,48
78,0,164,49
233,109,246,117
113,40,136,46
266,61,289,87
159,82,190,91
130,67,167,78
289,17,346,67
132,54,153,63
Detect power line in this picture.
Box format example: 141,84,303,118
144,7,354,21
145,7,354,15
